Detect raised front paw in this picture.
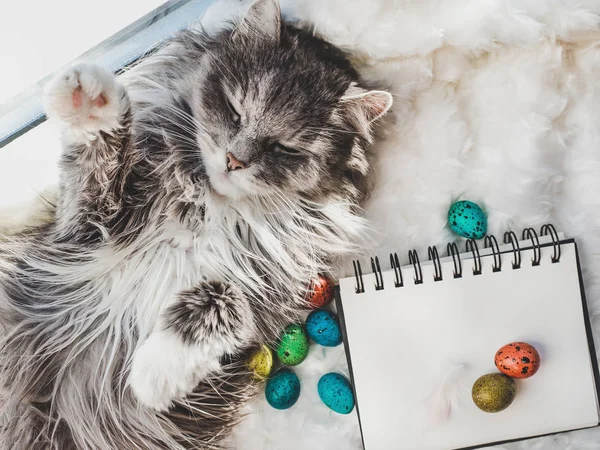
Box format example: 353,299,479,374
128,329,221,411
44,62,123,134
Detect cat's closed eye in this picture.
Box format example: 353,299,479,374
225,98,241,125
272,142,301,155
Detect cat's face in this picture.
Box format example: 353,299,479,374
191,0,392,200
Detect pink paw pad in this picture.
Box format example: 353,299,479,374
72,87,84,108
71,88,107,109
94,95,107,108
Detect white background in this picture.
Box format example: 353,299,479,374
0,1,165,104
0,1,165,209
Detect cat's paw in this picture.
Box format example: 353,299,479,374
128,329,220,411
44,62,124,135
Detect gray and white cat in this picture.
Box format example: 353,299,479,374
0,0,392,448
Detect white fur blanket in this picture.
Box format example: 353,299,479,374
2,1,600,449
219,0,600,449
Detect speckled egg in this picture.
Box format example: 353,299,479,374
265,369,301,410
306,309,342,347
472,373,517,413
448,200,487,239
495,342,541,379
276,323,309,366
306,274,335,309
246,344,273,380
318,373,355,414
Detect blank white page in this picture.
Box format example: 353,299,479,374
338,240,599,450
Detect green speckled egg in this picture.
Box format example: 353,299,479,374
276,323,309,366
448,200,487,239
265,369,301,410
318,373,355,414
472,373,517,413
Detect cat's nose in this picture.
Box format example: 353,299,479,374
226,152,246,171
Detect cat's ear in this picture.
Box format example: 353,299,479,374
340,87,393,135
233,0,281,45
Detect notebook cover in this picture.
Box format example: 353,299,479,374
335,238,600,450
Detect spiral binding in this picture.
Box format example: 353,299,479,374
408,250,423,285
371,257,384,291
352,224,562,294
541,224,561,263
353,260,364,294
503,231,521,269
428,246,443,282
390,253,403,287
447,242,462,278
484,235,502,273
465,239,482,275
522,228,541,266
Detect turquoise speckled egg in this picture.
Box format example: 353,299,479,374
318,373,355,414
265,369,301,410
448,200,487,239
305,309,342,347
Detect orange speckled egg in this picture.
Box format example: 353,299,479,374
306,274,334,309
495,342,540,379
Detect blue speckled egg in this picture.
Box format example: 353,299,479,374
265,369,301,410
448,200,487,239
318,373,355,414
305,309,342,347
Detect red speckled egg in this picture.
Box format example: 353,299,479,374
306,274,334,309
495,342,540,379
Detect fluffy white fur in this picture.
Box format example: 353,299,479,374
129,282,256,411
44,63,123,138
129,329,226,411
222,1,600,449
3,0,600,449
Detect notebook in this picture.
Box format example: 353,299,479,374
336,224,600,450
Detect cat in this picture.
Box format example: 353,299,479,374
0,0,392,448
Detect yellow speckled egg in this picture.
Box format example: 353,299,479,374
246,345,273,380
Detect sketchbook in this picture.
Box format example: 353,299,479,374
336,225,600,450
